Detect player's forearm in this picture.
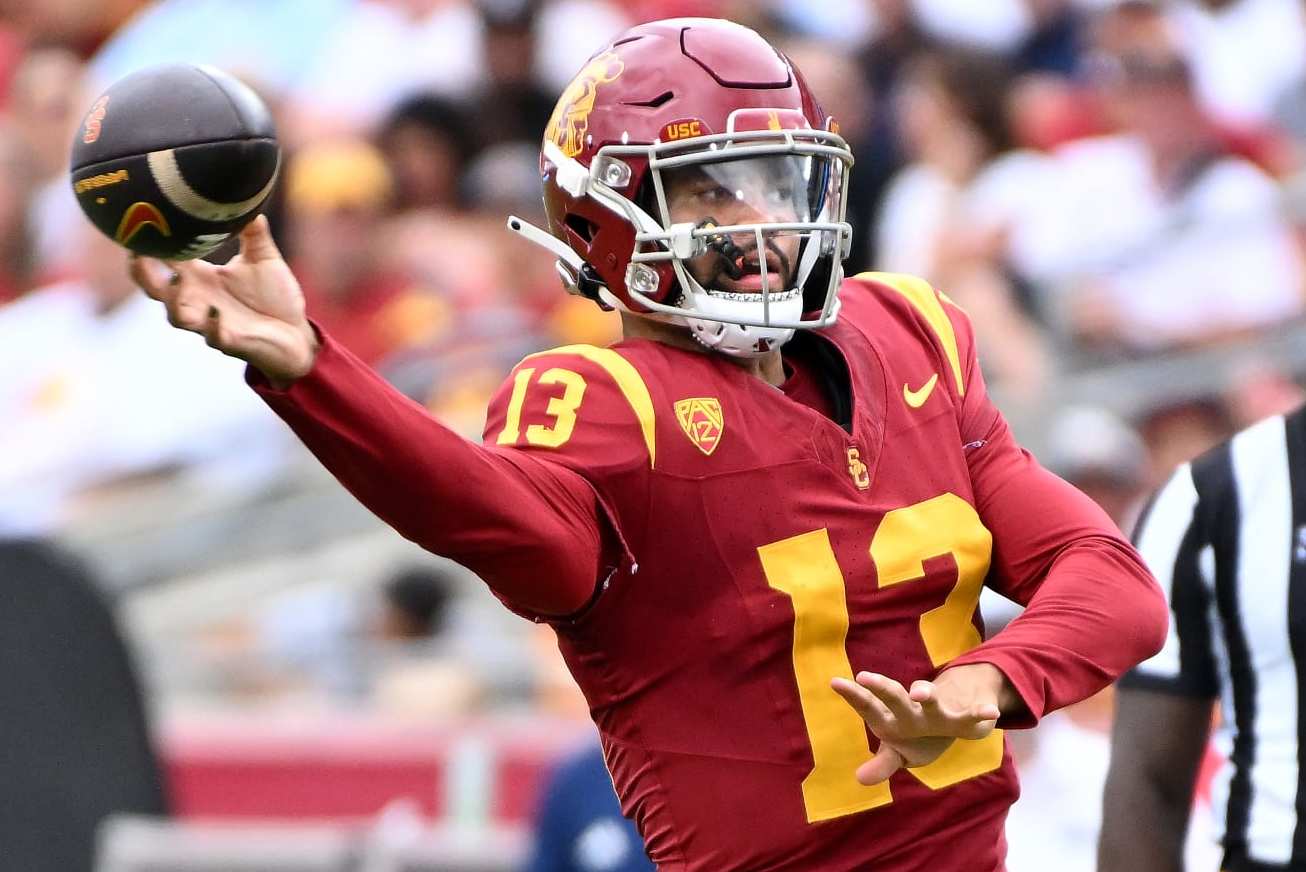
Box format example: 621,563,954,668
249,330,608,615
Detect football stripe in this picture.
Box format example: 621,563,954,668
147,147,280,222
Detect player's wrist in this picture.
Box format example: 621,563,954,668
257,321,319,389
936,662,1017,714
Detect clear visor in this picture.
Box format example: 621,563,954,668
659,154,834,225
652,153,843,299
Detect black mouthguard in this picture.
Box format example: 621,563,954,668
696,217,745,280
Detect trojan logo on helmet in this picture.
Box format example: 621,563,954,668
508,18,855,359
545,51,625,159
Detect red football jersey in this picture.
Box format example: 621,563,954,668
254,272,1165,872
476,273,1155,870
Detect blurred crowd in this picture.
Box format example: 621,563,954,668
0,0,1300,720
2,0,1305,539
0,0,1303,529
2,0,1306,866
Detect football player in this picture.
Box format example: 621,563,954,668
131,18,1167,871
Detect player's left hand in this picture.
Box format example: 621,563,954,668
831,663,1007,786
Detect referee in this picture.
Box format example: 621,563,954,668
1099,406,1306,871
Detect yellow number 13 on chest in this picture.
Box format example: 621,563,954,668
757,493,1004,823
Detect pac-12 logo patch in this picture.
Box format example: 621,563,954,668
675,397,724,456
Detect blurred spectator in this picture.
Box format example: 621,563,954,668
1043,403,1152,531
1014,0,1085,77
532,0,632,93
88,0,352,108
287,138,447,366
0,126,35,302
1169,0,1306,131
469,2,557,149
8,46,88,284
525,743,654,872
0,538,167,872
1138,398,1232,481
464,141,549,221
7,47,82,184
1022,8,1305,357
857,0,934,121
876,48,1034,278
247,562,495,714
1223,358,1306,429
913,0,1033,53
378,565,455,641
0,0,146,56
875,47,1052,395
379,92,475,212
0,225,286,536
779,40,890,276
287,0,484,140
767,0,875,49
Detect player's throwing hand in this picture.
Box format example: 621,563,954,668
128,215,318,387
831,665,1005,786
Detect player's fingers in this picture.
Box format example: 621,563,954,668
165,257,220,287
130,254,177,302
238,215,282,264
912,686,1000,738
956,717,998,741
856,672,920,723
855,744,905,786
200,303,226,349
832,677,896,730
908,680,935,704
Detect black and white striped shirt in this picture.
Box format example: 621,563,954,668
1124,405,1306,866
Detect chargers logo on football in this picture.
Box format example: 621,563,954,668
675,397,724,456
546,51,624,158
115,202,171,245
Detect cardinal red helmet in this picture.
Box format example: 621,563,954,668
510,17,854,357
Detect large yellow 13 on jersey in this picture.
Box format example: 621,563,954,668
758,493,1004,823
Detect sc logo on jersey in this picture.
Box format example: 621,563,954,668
846,447,870,490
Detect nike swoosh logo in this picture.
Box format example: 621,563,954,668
903,373,939,409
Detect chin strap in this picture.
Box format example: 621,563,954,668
507,215,584,277
506,215,621,312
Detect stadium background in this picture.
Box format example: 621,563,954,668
0,0,1296,868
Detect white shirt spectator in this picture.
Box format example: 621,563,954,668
911,0,1031,53
533,0,632,94
88,0,352,95
0,281,288,535
288,0,484,135
1169,0,1306,130
1019,134,1303,351
875,149,1057,281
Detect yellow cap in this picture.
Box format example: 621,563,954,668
287,139,392,214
